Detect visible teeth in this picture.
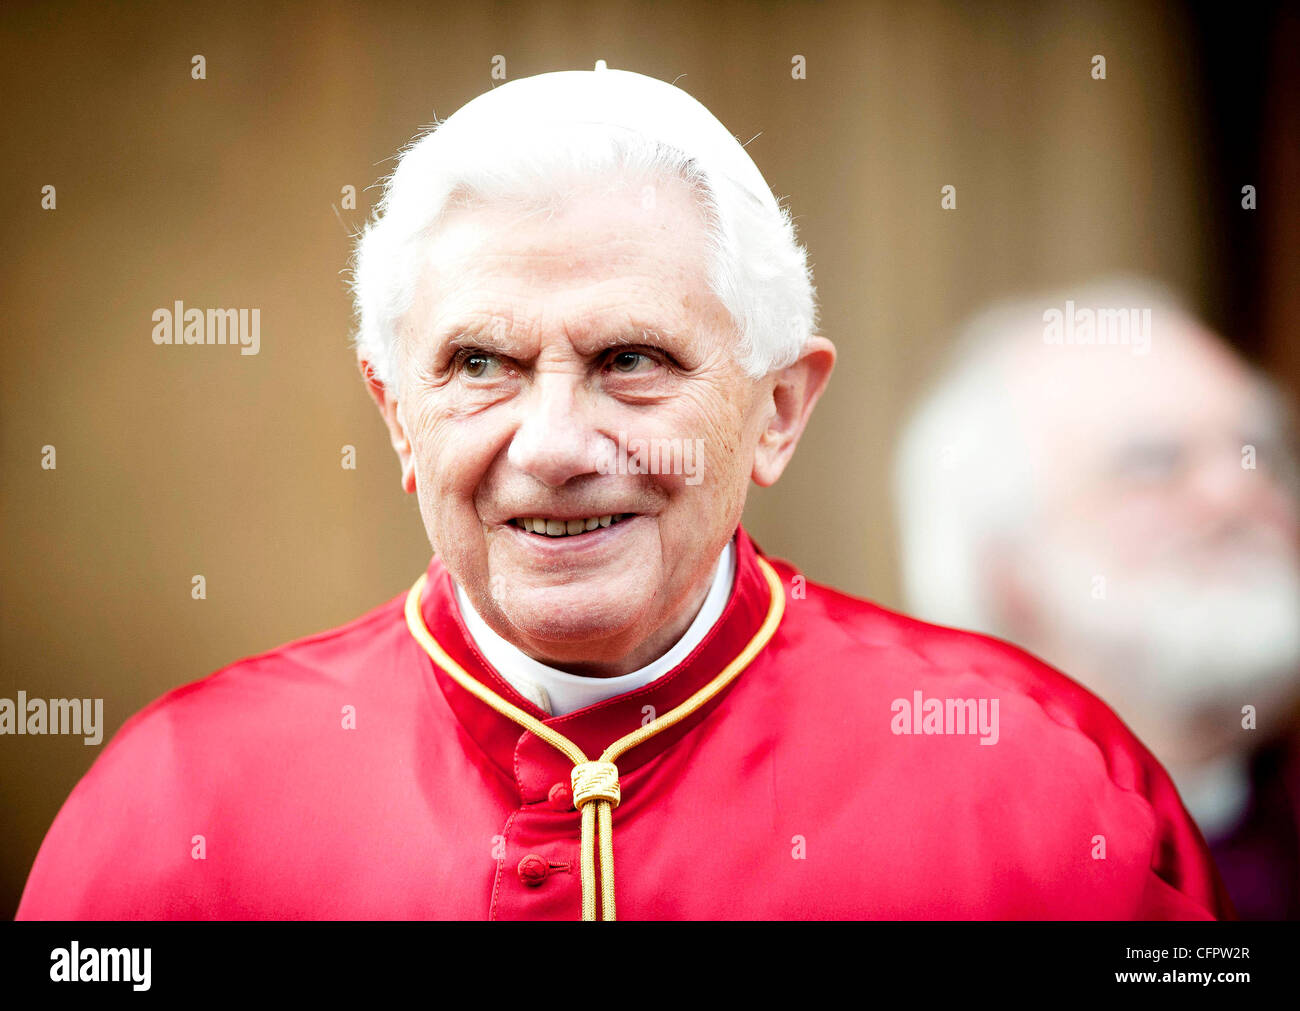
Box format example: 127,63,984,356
515,514,627,536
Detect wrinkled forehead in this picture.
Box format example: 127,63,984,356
402,180,731,356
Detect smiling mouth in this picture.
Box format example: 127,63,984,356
509,514,636,537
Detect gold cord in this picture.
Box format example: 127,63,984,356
404,555,786,920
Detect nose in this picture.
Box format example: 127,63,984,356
507,373,611,487
1184,444,1259,527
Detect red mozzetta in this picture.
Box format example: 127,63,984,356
18,527,1232,920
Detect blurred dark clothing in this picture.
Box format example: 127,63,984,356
1208,732,1300,920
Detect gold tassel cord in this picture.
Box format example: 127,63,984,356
404,555,786,920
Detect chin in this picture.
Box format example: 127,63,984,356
499,592,647,648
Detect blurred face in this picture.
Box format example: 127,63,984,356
384,175,778,673
1025,327,1297,579
1007,324,1300,759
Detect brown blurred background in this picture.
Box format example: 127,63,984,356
2,0,1297,918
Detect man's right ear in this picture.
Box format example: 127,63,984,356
359,356,416,493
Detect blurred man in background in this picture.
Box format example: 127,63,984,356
894,278,1300,919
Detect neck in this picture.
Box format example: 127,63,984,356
455,538,737,683
525,571,717,678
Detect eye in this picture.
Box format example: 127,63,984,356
1114,440,1185,483
456,350,503,380
607,350,656,375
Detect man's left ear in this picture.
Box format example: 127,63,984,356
752,336,836,487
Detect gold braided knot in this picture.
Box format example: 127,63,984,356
404,555,786,920
571,761,621,809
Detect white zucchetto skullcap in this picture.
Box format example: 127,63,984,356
425,60,780,216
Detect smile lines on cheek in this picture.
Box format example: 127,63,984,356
509,514,635,537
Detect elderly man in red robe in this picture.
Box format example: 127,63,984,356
18,66,1230,921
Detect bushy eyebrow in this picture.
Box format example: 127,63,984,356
593,327,682,352
437,323,515,355
435,323,686,359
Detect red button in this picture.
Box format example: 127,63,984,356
517,854,549,886
548,782,573,811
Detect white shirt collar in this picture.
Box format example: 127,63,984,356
453,538,737,716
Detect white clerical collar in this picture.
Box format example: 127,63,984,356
453,538,737,717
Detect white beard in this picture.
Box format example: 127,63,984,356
1028,541,1300,726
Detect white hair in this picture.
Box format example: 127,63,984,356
892,277,1217,633
350,121,817,388
892,311,1032,634
896,280,1300,807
